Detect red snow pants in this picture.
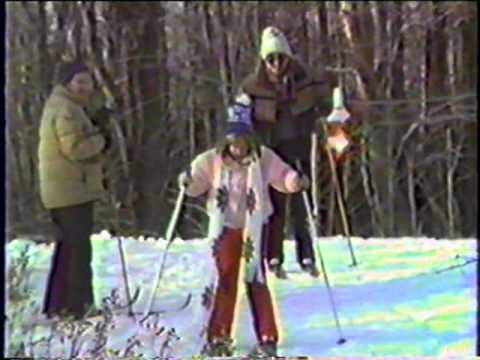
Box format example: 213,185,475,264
207,227,279,344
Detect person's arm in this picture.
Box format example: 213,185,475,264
179,151,213,197
263,147,307,193
54,107,105,161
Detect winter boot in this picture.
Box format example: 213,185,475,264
248,341,277,357
268,259,288,279
301,258,320,278
201,338,235,357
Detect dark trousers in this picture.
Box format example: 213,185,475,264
266,152,352,267
208,227,278,344
43,202,95,318
265,153,316,267
267,187,316,266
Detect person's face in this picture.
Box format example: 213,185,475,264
265,53,290,80
67,72,94,101
228,137,250,159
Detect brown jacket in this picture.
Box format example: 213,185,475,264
238,60,335,161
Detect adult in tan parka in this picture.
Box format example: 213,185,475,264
38,60,107,319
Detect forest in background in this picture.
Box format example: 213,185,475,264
6,1,477,240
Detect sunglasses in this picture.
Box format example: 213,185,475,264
265,53,289,67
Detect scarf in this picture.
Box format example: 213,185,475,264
195,150,266,352
207,151,266,284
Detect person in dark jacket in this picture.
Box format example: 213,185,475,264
38,60,109,319
236,26,359,278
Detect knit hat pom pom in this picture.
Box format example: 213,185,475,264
225,94,254,139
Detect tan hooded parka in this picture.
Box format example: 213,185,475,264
38,85,106,208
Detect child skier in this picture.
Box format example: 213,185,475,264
178,98,309,357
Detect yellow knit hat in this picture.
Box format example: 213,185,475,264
259,26,293,60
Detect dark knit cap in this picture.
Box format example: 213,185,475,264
57,60,90,85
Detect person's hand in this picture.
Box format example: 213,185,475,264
292,172,310,192
178,170,192,189
299,173,310,190
105,95,119,111
326,124,351,156
91,106,114,151
91,106,114,126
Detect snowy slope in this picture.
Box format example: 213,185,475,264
5,233,477,358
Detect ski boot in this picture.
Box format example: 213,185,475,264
268,258,288,279
201,338,235,357
301,258,320,278
248,341,277,357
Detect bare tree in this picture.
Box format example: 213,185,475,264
5,2,477,240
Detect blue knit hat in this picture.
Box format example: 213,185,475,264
225,121,253,139
225,94,254,139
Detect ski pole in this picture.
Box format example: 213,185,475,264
322,122,358,267
324,86,358,267
110,206,136,319
145,185,187,316
295,160,347,345
97,74,138,316
114,233,135,318
311,132,320,220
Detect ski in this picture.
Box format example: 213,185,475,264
279,268,320,278
83,292,192,325
139,292,192,325
26,287,141,327
84,286,142,321
48,291,192,326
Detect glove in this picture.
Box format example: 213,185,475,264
178,170,192,189
91,106,114,128
91,106,114,151
292,171,310,192
299,173,310,190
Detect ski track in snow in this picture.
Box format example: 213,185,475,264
6,232,477,358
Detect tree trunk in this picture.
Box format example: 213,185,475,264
339,2,384,236
133,3,171,235
213,2,233,110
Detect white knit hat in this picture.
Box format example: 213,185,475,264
259,26,293,60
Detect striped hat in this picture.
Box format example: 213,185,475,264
225,94,254,139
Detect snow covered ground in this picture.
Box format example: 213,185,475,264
5,233,477,358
